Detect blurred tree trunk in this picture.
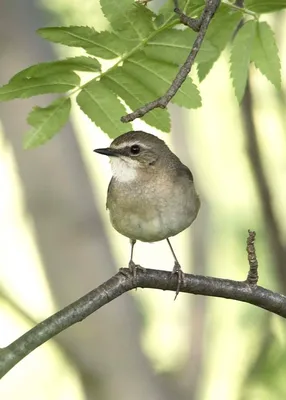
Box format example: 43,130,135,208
171,105,210,400
239,13,286,399
0,1,168,399
241,80,286,290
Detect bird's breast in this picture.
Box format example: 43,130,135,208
107,175,200,242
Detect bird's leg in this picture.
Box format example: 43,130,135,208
128,239,146,278
166,238,185,299
120,239,145,280
128,239,136,271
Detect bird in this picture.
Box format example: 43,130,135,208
94,130,200,296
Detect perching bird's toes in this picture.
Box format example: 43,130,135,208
128,260,146,280
120,261,146,282
171,261,185,300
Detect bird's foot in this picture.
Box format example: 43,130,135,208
120,261,146,283
171,261,185,300
129,260,146,280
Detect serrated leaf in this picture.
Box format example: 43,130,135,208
118,4,155,40
24,98,71,149
230,21,255,102
251,21,281,90
101,68,170,132
77,80,132,137
86,31,133,59
157,0,181,22
100,0,133,27
38,26,100,48
101,1,154,39
184,0,206,15
245,0,286,13
0,72,80,101
205,5,242,48
123,54,201,109
197,4,241,81
157,0,204,25
10,57,101,82
144,29,218,65
196,61,213,82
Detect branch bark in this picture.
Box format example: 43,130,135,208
121,0,221,123
1,268,286,379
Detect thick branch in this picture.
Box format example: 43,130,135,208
121,0,221,123
1,268,286,379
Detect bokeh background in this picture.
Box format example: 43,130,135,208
1,1,286,399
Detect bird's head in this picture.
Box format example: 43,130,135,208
94,131,174,183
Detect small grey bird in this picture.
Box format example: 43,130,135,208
94,131,200,295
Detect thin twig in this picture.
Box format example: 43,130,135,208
1,268,286,379
246,230,258,285
121,0,221,123
174,0,203,32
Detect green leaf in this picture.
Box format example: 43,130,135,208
37,26,100,48
10,57,101,82
157,0,204,25
196,61,213,82
184,0,206,15
101,68,170,132
157,0,178,22
76,80,132,137
144,29,218,65
117,4,155,39
205,4,242,46
197,4,241,81
24,98,71,149
230,21,255,102
86,31,133,59
123,54,201,109
245,0,286,13
251,21,281,90
0,72,80,101
101,1,154,39
100,0,133,27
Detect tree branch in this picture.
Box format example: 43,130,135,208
1,265,286,379
121,0,221,123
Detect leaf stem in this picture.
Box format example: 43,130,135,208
223,0,258,19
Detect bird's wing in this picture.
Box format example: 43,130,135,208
106,178,113,210
177,163,193,182
178,163,201,212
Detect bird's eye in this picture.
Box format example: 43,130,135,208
130,144,141,155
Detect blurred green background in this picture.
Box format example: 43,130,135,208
1,1,286,399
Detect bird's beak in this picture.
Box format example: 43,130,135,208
93,147,119,157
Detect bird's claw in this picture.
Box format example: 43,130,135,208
128,260,146,279
119,261,146,286
171,261,185,300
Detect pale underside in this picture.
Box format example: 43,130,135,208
107,157,200,242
